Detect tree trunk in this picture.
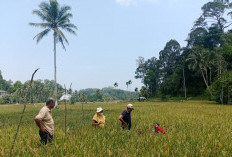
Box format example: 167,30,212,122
201,69,214,97
209,68,212,85
183,68,187,99
219,60,222,79
228,87,231,105
220,86,224,104
205,68,208,85
218,59,222,80
54,33,58,106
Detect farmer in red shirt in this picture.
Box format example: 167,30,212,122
151,122,166,134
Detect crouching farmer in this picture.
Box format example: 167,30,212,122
34,98,55,144
92,107,105,128
151,122,166,135
118,104,134,130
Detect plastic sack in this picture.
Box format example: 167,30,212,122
60,94,72,101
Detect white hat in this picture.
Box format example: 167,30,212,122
96,107,103,113
127,104,134,110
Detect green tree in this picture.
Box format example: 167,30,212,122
134,87,139,99
187,46,214,97
0,70,12,91
114,82,118,88
135,56,147,79
126,81,129,90
128,80,132,91
159,40,181,71
134,87,138,93
196,1,231,31
222,45,232,70
95,89,103,101
140,86,149,98
214,0,230,4
135,57,161,97
213,47,228,79
30,0,77,105
187,27,208,48
159,40,182,97
210,71,232,104
144,70,158,97
205,26,223,50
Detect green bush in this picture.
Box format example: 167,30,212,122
0,98,5,104
210,71,232,104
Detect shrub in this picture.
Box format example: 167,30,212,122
210,71,232,104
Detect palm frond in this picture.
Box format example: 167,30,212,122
58,6,71,19
57,13,73,24
58,29,69,45
57,19,70,26
32,10,51,22
49,0,59,21
58,35,66,50
39,2,54,22
62,27,77,35
33,29,51,43
39,2,51,12
29,22,51,28
59,23,77,30
54,28,69,45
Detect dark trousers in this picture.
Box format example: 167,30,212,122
121,123,131,130
39,130,53,145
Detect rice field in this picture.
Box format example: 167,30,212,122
0,101,232,156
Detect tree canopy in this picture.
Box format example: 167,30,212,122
135,0,232,104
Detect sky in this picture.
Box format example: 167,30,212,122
0,0,210,91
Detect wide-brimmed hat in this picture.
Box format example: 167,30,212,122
96,107,103,113
127,104,134,110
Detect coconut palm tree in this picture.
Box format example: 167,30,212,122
126,80,132,91
187,46,214,97
134,87,139,97
128,80,132,91
29,0,77,106
126,81,129,90
114,82,118,88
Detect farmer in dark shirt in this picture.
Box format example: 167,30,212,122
118,104,134,130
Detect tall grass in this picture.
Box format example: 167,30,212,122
0,101,232,156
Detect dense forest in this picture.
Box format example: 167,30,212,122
0,71,137,104
135,0,232,104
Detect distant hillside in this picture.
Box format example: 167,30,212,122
72,87,138,102
0,69,139,103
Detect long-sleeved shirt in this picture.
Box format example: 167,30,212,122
151,126,166,134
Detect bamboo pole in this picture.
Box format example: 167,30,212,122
9,68,39,157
